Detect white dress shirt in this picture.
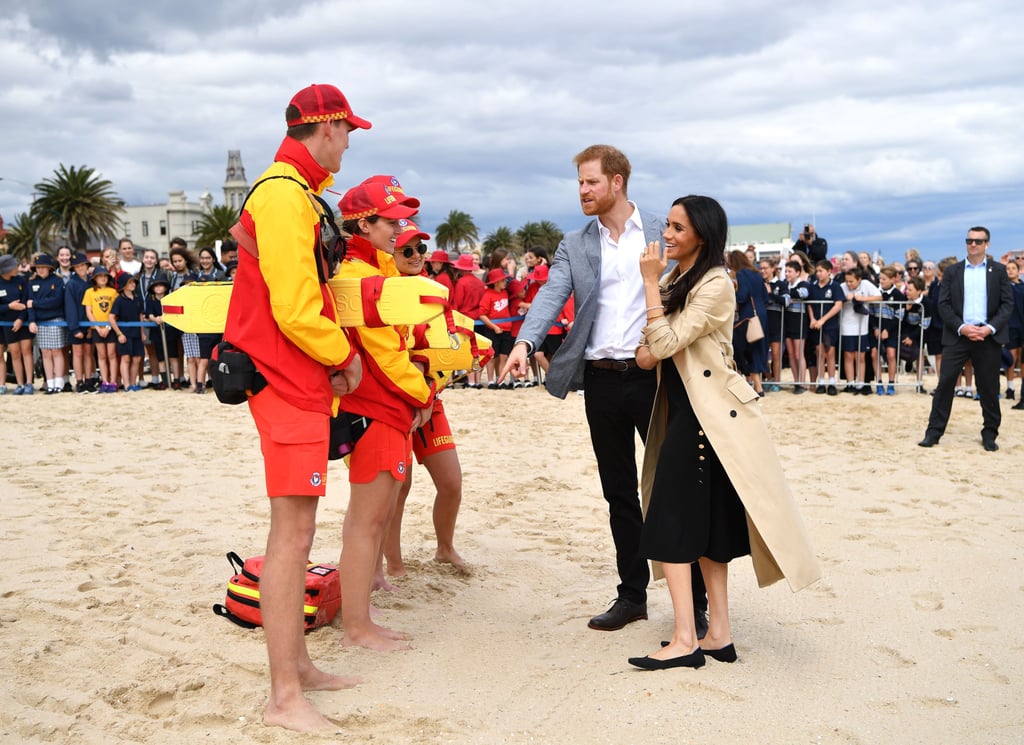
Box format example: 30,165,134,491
585,202,648,360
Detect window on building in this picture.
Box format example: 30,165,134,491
142,221,149,237
160,220,167,236
123,222,131,238
192,220,200,234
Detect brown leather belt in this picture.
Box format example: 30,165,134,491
587,358,637,371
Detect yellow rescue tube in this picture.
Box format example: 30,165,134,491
161,277,449,333
414,310,493,372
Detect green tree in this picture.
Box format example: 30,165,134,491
5,212,45,259
33,164,123,253
516,221,546,250
194,205,239,248
538,220,564,250
434,209,479,254
482,225,519,255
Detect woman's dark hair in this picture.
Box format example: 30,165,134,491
487,248,509,270
663,195,727,314
342,214,379,237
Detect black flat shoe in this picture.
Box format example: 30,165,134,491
702,643,738,663
662,640,738,663
629,648,705,670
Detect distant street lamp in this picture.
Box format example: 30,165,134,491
0,176,40,254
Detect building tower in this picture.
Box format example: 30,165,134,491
223,150,249,213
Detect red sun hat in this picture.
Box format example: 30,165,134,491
395,219,430,249
338,183,418,221
428,250,450,264
451,254,477,272
527,264,549,282
485,268,507,285
286,84,372,130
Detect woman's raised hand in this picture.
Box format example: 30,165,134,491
639,241,666,282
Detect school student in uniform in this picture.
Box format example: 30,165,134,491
26,254,69,394
0,254,35,394
143,276,173,389
64,253,97,392
82,266,119,393
109,274,146,391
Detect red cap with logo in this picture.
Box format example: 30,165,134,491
395,219,430,249
286,84,372,129
361,175,416,201
338,183,418,221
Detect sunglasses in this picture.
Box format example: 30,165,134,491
907,265,921,271
965,238,988,245
401,243,427,259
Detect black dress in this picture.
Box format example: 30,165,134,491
640,361,751,564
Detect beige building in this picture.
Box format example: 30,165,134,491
116,151,248,255
726,222,793,263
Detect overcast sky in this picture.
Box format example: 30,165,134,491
1,0,1021,262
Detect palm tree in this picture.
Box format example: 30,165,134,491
482,226,519,255
516,221,546,251
538,220,564,250
194,205,239,248
33,164,123,253
434,209,479,253
4,212,44,259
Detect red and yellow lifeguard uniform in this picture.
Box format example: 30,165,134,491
224,136,354,417
337,234,435,437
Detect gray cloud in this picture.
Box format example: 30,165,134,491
2,0,1023,261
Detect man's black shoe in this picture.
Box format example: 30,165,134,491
588,599,647,631
918,435,940,448
982,438,999,452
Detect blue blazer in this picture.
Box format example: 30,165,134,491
516,208,665,399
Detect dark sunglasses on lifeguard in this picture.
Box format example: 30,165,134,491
401,243,428,259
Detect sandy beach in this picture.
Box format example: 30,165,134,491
1,377,1021,744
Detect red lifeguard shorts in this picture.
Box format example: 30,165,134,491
347,419,412,484
412,399,456,463
248,385,329,497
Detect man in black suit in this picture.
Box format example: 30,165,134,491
919,227,1014,451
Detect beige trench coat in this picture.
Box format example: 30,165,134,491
640,266,820,591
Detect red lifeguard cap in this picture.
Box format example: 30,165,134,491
286,84,372,130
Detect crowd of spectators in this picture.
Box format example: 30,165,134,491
3,234,1022,402
0,237,236,395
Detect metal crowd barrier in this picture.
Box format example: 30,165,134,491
760,297,928,391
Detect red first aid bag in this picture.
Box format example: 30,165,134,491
212,551,341,631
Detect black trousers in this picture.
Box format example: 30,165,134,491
926,335,1002,442
583,363,707,610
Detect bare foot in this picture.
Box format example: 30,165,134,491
372,573,399,592
371,621,410,641
342,627,413,651
300,666,363,691
434,547,471,573
263,697,337,733
385,560,407,578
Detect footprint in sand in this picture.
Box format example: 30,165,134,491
911,591,943,611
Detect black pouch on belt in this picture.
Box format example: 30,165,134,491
211,341,267,405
